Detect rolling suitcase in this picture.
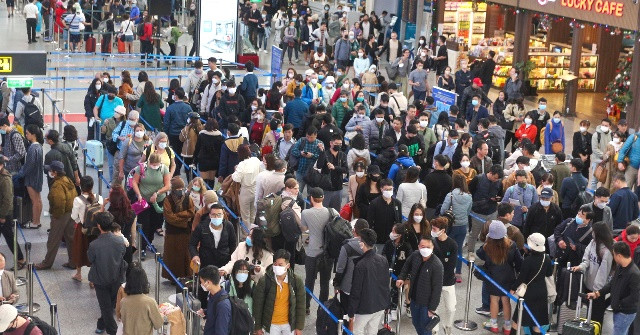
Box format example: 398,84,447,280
86,36,96,52
85,140,104,168
101,37,111,53
118,38,126,53
562,293,601,335
557,267,583,334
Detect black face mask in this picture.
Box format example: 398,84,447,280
108,95,115,100
369,175,380,182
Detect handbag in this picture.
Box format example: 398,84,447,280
551,141,563,154
594,161,608,183
441,192,456,226
514,255,545,298
131,198,149,215
339,202,352,220
119,21,131,42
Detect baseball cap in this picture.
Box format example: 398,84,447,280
0,304,18,332
44,160,65,173
540,188,553,199
487,220,507,239
114,105,126,116
473,78,483,87
308,187,324,199
527,233,546,252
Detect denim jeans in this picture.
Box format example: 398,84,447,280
295,171,308,195
449,225,467,274
106,150,115,182
410,302,434,335
481,281,489,309
614,312,636,335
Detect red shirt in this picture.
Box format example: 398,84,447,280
615,229,640,255
250,121,265,144
515,124,537,142
5,319,43,335
140,22,153,41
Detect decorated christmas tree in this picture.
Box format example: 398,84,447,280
605,54,633,121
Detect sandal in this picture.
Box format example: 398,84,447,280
155,229,164,236
23,221,41,229
71,275,82,282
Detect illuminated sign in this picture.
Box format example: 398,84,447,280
0,57,11,73
198,0,238,63
7,77,33,88
0,52,46,76
560,0,624,16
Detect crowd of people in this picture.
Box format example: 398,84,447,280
2,0,640,334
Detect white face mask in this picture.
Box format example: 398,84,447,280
389,232,399,240
375,117,385,123
201,283,207,292
540,200,551,207
95,84,102,90
273,265,287,276
48,172,56,178
460,161,470,168
431,230,442,238
355,171,364,178
358,52,364,57
311,79,318,85
613,138,621,144
342,84,349,90
382,190,393,199
158,142,167,150
413,215,423,222
523,165,531,172
419,247,433,258
579,126,587,133
102,77,109,83
524,118,532,125
419,120,428,128
251,105,258,111
135,130,145,138
257,115,264,121
595,201,607,209
228,88,237,95
420,51,426,57
398,63,404,68
288,73,294,78
601,125,610,133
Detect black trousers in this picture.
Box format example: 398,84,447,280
305,254,333,310
140,39,153,62
42,13,50,39
168,134,183,176
138,205,164,250
26,18,37,42
95,282,120,335
0,217,24,261
168,42,176,58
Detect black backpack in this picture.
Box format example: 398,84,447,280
20,95,44,129
323,208,353,259
23,315,58,335
425,140,447,171
316,296,344,335
486,132,502,165
570,177,593,213
136,22,145,36
393,161,408,186
280,197,302,243
215,293,254,335
10,131,30,164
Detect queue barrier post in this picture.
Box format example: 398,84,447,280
454,259,478,331
98,169,103,196
136,223,142,264
16,196,22,227
155,252,161,304
516,298,524,335
181,286,189,327
50,303,57,328
189,295,202,335
83,148,88,176
396,285,403,334
50,98,57,132
13,219,26,286
549,261,558,332
61,76,67,121
27,262,34,316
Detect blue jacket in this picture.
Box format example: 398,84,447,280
239,73,258,100
283,98,309,129
301,83,324,106
130,6,141,23
609,187,639,230
387,156,415,182
163,101,191,136
618,134,640,169
559,173,588,210
544,120,566,154
204,290,231,335
502,184,538,227
466,105,489,124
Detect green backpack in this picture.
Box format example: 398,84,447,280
256,193,283,237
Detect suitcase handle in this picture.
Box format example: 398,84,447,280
575,292,593,325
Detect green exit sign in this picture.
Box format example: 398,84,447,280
7,77,33,88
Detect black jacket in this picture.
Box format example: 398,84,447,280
523,202,563,240
376,146,398,177
478,58,496,86
317,124,343,150
423,170,453,209
599,262,640,314
572,131,593,158
398,251,443,310
469,174,503,215
384,128,405,145
189,220,237,268
316,149,348,191
367,195,402,244
349,249,390,316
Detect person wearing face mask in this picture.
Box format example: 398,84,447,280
110,110,140,156
200,71,222,116
186,177,207,212
583,187,613,231
523,187,563,241
348,162,368,218
35,160,76,271
529,97,550,149
355,164,383,220
182,60,206,104
382,223,413,318
601,131,626,190
346,133,371,175
559,158,589,219
253,249,306,335
502,156,535,190
571,119,593,178
589,118,614,190
454,59,472,105
0,118,26,174
220,228,274,283
314,134,348,211
500,170,538,229
466,92,490,133
553,204,594,269
543,111,565,154
231,144,262,234
223,260,256,313
198,264,232,334
514,112,538,147
130,153,171,259
301,73,324,106
396,235,444,335
429,217,458,335
319,75,336,106
84,78,104,140
178,112,203,182
161,177,195,280
141,132,176,177
353,47,370,78
116,123,149,185
92,85,124,125
366,178,403,248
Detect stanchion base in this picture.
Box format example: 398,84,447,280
16,277,26,286
549,322,557,332
15,303,41,314
454,320,478,331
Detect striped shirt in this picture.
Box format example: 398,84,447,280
64,13,85,33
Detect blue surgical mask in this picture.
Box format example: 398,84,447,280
210,218,223,226
192,186,201,192
553,117,561,123
318,75,324,80
245,236,253,247
276,127,283,133
235,272,249,283
356,97,364,102
340,97,347,103
471,100,479,106
574,216,583,225
0,129,5,135
539,104,547,110
451,138,458,144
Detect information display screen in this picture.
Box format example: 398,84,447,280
198,0,238,63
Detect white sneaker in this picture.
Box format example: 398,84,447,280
389,309,398,321
263,49,268,53
405,305,412,318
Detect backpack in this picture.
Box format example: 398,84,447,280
20,95,44,129
316,296,344,335
280,197,302,243
570,177,593,213
81,194,102,236
323,208,353,259
136,22,145,37
23,314,58,335
11,131,30,164
106,120,126,155
144,145,174,170
393,161,408,186
425,140,446,170
486,132,502,165
256,193,284,237
214,293,254,335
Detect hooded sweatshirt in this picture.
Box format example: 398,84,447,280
346,148,371,174
616,229,640,255
591,125,612,163
387,156,416,181
218,136,247,178
578,240,613,291
335,237,365,294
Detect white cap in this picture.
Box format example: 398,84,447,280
115,105,127,116
324,75,335,84
0,305,18,332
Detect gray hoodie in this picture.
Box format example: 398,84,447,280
488,124,507,162
578,240,613,291
335,237,364,294
591,125,612,163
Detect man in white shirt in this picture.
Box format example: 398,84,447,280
23,0,39,43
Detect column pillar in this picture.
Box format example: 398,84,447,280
414,0,424,53
565,25,582,116
626,6,640,130
513,11,531,65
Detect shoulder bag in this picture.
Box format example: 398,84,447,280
514,255,545,298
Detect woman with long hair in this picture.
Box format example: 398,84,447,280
453,153,477,184
118,70,135,110
437,66,455,91
17,124,44,229
346,133,371,175
179,112,203,181
116,123,150,185
571,222,613,324
477,221,522,333
382,222,413,317
348,161,368,219
193,119,224,189
397,166,427,218
70,176,103,282
224,259,255,312
166,78,181,106
119,262,164,334
107,185,136,264
162,177,195,279
441,173,473,282
434,111,451,141
187,177,207,213
510,233,553,335
84,78,103,140
452,133,473,170
354,164,382,221
404,203,429,251
136,81,165,132
265,81,284,114
220,228,274,282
